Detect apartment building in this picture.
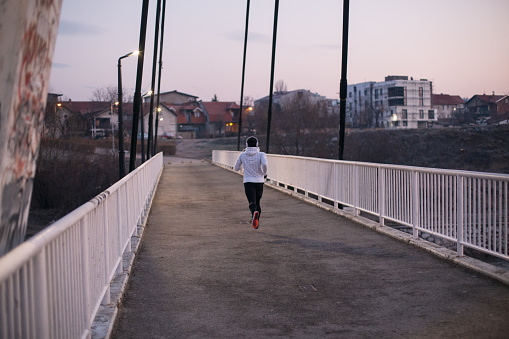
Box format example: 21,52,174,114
346,76,437,129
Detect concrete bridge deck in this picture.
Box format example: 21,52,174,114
111,158,509,338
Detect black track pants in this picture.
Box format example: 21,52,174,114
244,182,264,217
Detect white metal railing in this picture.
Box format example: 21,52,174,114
213,150,509,261
0,152,163,339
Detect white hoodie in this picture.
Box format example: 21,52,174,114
234,147,268,183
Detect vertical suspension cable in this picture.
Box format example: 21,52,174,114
266,0,279,154
154,0,167,153
237,0,251,151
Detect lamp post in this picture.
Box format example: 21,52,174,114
117,50,138,178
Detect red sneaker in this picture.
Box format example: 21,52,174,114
252,211,260,229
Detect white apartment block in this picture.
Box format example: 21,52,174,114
346,76,437,129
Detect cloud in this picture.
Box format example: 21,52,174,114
224,30,270,44
58,20,104,35
52,62,71,68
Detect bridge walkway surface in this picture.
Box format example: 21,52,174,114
111,157,509,338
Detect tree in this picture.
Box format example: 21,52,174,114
91,85,133,103
271,94,332,157
275,80,287,93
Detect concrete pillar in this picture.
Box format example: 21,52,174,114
0,0,62,256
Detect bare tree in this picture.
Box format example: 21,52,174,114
91,85,133,103
275,80,287,93
272,94,331,156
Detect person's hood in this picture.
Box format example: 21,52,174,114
245,147,260,156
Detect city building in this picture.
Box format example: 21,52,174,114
346,76,437,129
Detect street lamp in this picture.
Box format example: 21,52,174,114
117,50,139,178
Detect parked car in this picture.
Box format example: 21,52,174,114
137,133,148,139
160,132,175,139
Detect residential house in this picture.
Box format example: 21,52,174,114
346,76,437,129
464,93,505,123
201,101,240,137
44,97,106,138
491,95,509,125
432,94,465,126
162,101,206,138
147,90,199,104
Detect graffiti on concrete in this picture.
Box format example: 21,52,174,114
0,0,62,256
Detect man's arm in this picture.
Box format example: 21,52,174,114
234,154,243,171
260,153,268,176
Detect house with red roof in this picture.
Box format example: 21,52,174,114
201,101,240,137
464,94,505,124
432,94,465,126
489,95,509,125
162,101,206,138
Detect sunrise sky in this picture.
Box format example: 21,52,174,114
49,0,509,103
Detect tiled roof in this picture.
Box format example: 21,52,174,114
60,101,111,115
466,94,505,105
201,101,240,123
432,94,465,105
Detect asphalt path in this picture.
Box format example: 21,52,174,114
112,159,509,338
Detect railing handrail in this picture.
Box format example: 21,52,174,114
221,150,509,180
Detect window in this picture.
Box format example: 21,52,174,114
375,89,379,99
419,98,424,106
428,110,435,119
403,121,408,127
419,87,423,97
419,110,424,119
380,89,383,97
349,92,352,98
402,109,407,119
388,98,405,106
364,89,368,96
388,86,405,97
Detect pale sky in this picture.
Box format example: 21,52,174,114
50,0,509,103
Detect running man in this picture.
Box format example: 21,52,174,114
234,136,268,229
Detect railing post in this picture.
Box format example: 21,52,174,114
412,170,419,239
116,190,123,275
354,164,359,216
34,250,50,338
102,198,111,305
80,215,91,335
379,166,385,226
457,175,464,256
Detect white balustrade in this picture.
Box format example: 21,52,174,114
213,150,509,261
0,153,163,339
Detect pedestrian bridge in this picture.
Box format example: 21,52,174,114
1,152,509,338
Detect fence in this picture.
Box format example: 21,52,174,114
0,153,164,339
213,151,509,261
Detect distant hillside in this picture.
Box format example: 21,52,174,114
343,125,509,174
